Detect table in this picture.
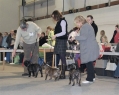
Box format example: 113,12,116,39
0,48,54,70
0,48,24,70
1,48,119,70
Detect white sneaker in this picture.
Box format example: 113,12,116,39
93,78,95,81
82,80,93,84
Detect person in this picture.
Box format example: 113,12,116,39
51,10,68,79
87,15,98,37
75,15,99,84
6,30,16,63
68,27,80,50
110,24,119,43
114,42,119,78
39,32,47,46
0,33,3,48
46,26,55,46
6,30,15,48
100,30,108,44
12,21,41,76
2,32,8,48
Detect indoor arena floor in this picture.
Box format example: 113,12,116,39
0,64,119,95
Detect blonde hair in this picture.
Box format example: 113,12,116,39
74,15,87,24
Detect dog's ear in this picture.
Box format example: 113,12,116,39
24,60,30,67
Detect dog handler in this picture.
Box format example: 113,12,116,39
52,10,68,79
75,16,99,84
12,20,41,76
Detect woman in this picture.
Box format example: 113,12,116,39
52,10,68,79
39,32,47,46
110,24,119,43
100,30,108,44
75,16,99,84
46,26,55,46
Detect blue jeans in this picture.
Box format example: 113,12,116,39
6,52,11,63
114,63,119,77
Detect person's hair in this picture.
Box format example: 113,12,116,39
5,32,8,35
73,27,79,31
87,15,93,19
74,15,87,24
47,26,53,31
0,33,2,36
41,32,45,36
52,10,62,21
14,30,17,34
115,24,119,29
100,30,105,36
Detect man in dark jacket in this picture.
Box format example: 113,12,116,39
87,15,98,37
6,30,15,48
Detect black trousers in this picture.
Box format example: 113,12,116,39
85,61,95,81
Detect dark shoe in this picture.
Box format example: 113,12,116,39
22,73,29,76
114,76,119,79
60,64,66,79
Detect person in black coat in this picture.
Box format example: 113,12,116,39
39,32,47,46
110,25,119,43
87,15,98,37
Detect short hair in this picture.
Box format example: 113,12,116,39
100,30,105,36
5,32,8,35
115,24,119,29
41,32,45,36
47,26,53,31
52,10,62,21
87,15,93,19
74,15,87,24
14,30,17,34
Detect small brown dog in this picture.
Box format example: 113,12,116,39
68,63,81,86
44,63,61,81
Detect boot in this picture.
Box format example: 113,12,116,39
60,64,66,79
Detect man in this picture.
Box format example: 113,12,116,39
2,32,8,48
6,30,15,48
12,20,41,76
87,15,98,37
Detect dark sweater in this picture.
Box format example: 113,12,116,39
110,30,117,43
91,21,98,37
54,18,68,39
39,37,47,46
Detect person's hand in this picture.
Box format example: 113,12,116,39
52,35,56,40
12,49,16,58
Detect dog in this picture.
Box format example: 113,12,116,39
24,60,43,78
43,62,61,81
68,63,81,86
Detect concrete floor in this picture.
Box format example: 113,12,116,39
0,64,119,95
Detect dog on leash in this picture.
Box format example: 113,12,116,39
68,63,81,86
43,62,61,81
24,60,43,78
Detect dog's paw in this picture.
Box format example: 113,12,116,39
79,84,81,86
41,75,43,77
72,84,75,86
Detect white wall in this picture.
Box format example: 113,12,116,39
34,5,119,43
0,0,20,32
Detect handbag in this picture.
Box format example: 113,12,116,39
106,61,117,71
